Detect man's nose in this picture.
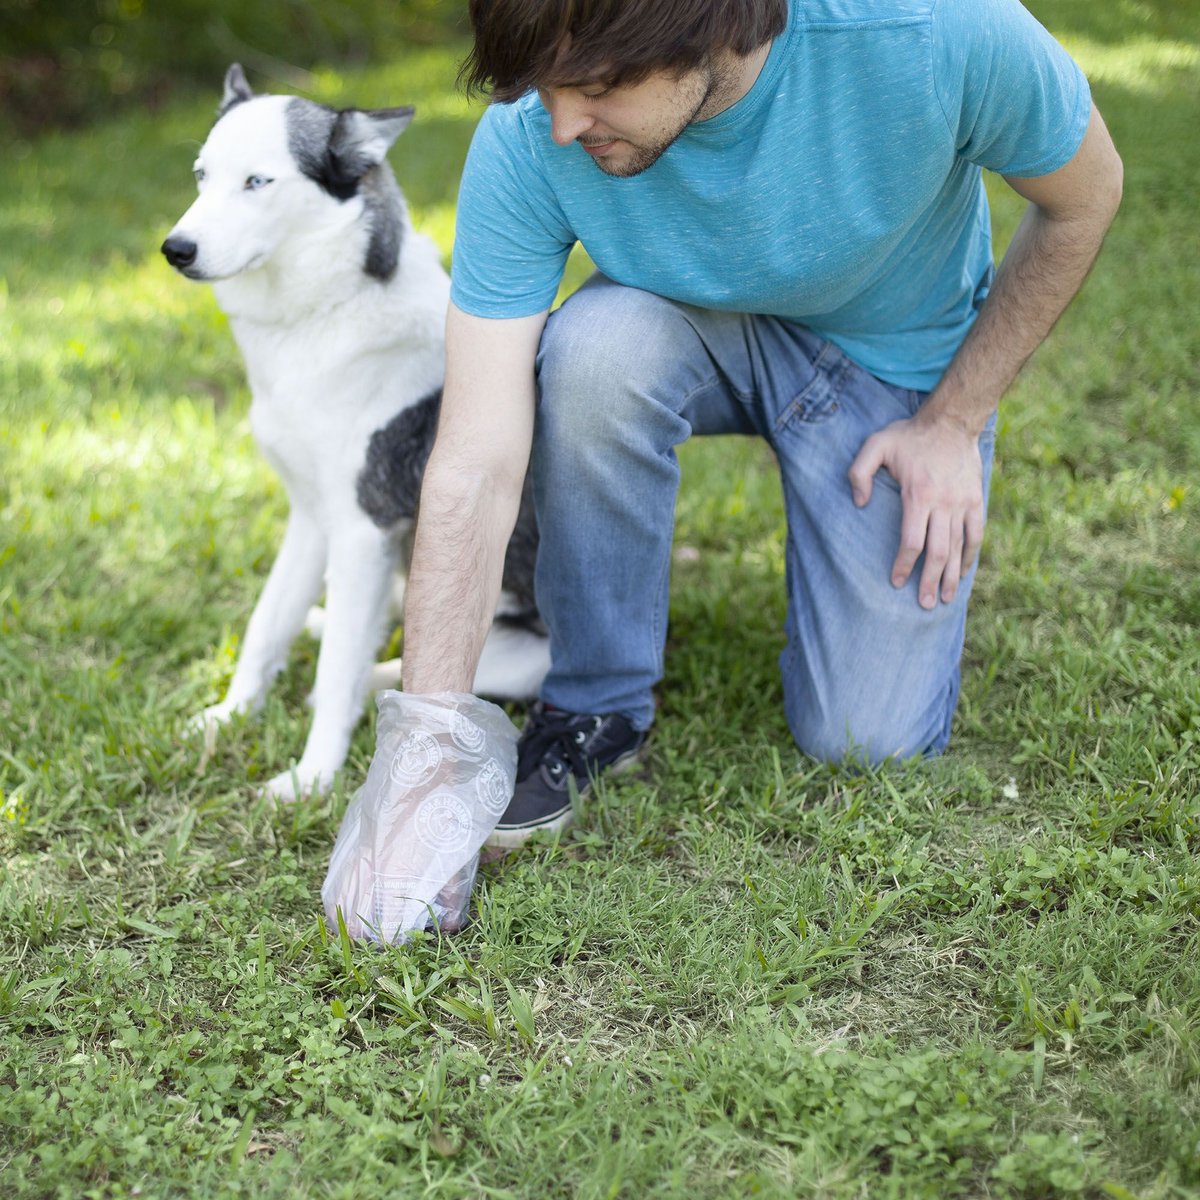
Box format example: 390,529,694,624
542,89,594,146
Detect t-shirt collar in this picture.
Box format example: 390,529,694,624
684,0,798,145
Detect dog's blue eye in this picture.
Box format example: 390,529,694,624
244,175,272,191
193,166,206,183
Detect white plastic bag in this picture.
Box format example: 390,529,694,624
321,691,518,943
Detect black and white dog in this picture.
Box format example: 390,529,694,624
163,65,547,799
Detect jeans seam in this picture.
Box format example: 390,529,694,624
644,376,714,695
675,366,740,415
648,532,672,708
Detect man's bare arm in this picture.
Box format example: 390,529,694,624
849,102,1124,608
401,302,548,694
932,104,1123,426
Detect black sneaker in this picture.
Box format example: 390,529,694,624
486,702,646,848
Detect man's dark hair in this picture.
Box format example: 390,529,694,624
461,0,788,103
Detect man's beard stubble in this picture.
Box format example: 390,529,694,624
585,63,720,178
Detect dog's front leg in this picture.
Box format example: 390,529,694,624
263,521,395,800
193,508,327,732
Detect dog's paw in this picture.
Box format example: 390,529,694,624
187,701,239,736
366,657,404,693
262,763,335,803
303,605,326,640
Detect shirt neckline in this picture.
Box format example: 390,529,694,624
685,0,798,143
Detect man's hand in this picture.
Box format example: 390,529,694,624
321,691,519,943
848,411,985,610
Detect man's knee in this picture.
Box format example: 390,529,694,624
782,670,956,766
536,280,693,432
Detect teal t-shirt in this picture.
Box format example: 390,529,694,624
450,0,1091,391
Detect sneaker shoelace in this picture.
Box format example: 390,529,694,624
516,707,604,784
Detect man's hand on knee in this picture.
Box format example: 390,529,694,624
848,412,986,610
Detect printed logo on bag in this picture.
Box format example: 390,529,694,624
390,730,442,788
449,709,486,755
475,758,510,816
374,875,441,935
414,791,474,854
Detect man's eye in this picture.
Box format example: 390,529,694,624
244,175,272,191
582,88,612,100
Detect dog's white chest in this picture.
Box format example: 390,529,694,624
241,347,370,507
249,389,325,486
231,295,443,517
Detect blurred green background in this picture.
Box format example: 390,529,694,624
0,0,468,134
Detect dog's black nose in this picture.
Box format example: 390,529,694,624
161,235,198,269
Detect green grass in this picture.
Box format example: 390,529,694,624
1,3,1198,1196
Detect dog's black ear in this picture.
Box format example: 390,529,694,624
218,63,254,117
327,107,415,182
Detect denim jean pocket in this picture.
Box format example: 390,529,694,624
772,340,848,434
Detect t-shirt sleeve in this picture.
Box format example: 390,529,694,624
931,0,1092,177
450,102,576,318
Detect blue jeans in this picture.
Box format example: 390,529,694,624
531,275,995,764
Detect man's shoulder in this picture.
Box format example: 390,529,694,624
478,92,549,145
798,0,936,29
466,93,558,185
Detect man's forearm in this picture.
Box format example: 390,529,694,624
399,303,546,696
400,458,523,694
921,107,1123,436
847,107,1122,606
921,194,1118,436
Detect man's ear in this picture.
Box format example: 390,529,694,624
219,63,253,116
327,107,416,180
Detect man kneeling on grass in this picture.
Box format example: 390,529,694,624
394,0,1121,844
